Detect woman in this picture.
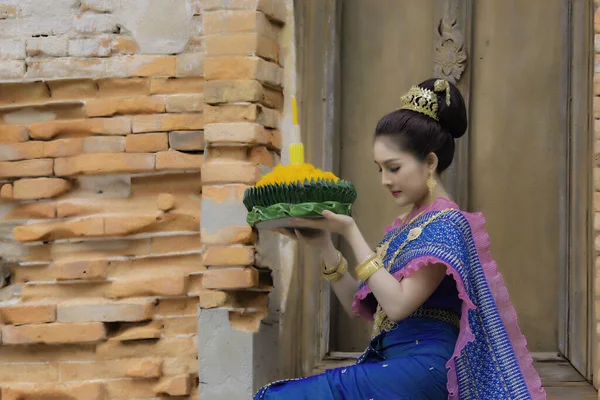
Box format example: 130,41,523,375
255,79,546,399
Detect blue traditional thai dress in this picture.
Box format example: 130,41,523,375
254,198,546,399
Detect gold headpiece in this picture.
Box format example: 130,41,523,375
399,79,451,121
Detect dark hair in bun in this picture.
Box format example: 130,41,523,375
374,78,468,173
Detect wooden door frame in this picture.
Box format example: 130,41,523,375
293,0,595,384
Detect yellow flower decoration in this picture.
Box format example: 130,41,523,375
256,163,340,187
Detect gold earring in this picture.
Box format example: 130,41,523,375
427,173,436,197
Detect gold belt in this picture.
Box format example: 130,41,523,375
407,306,460,329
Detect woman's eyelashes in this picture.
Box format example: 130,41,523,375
376,166,400,173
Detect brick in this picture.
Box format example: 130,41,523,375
74,13,117,34
203,10,279,40
151,235,202,255
0,363,58,383
204,80,283,109
204,122,280,148
43,138,84,157
156,151,204,170
111,320,163,341
163,317,197,336
60,358,162,381
97,77,150,97
200,0,286,23
0,159,53,178
205,33,279,62
165,93,204,113
21,282,110,301
0,82,49,106
201,225,256,245
50,259,108,281
0,125,29,143
157,192,176,211
198,289,229,308
128,55,177,77
13,177,72,200
249,145,276,166
26,37,69,57
201,161,261,184
0,60,24,79
29,117,132,140
57,298,154,323
48,79,98,100
176,53,204,77
169,130,205,151
203,184,249,202
204,103,278,128
203,245,255,266
0,4,17,19
106,380,157,399
0,141,44,161
132,113,204,132
132,173,202,196
54,153,155,176
150,77,205,94
6,202,57,220
207,146,247,162
26,58,109,80
0,182,12,198
187,35,204,52
96,336,196,360
13,216,105,243
81,0,119,13
187,274,204,295
1,382,106,400
2,322,106,345
154,374,192,396
69,37,111,57
0,302,56,325
205,56,282,87
155,297,198,317
83,135,125,152
127,358,163,378
106,275,188,298
125,132,168,152
103,215,158,236
202,267,258,289
86,96,166,117
111,36,140,54
0,39,25,59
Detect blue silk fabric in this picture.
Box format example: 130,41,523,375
254,210,535,399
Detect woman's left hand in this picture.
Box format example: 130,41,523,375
287,210,356,238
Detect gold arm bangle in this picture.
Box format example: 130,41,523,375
355,253,383,282
322,250,343,275
323,257,348,282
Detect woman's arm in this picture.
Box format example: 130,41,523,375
288,211,447,321
321,242,360,318
343,223,447,321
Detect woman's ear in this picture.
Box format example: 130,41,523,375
426,153,439,173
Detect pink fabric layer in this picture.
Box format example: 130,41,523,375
351,198,546,400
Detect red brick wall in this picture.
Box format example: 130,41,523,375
0,0,285,398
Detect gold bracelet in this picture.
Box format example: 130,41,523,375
322,250,343,275
323,257,348,282
355,252,383,282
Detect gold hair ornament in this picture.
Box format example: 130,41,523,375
399,86,439,121
434,79,451,106
399,79,452,121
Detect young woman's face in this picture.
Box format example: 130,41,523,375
373,136,431,208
